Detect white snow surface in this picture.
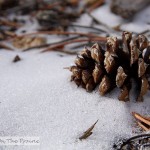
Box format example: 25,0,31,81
0,2,150,150
0,50,149,150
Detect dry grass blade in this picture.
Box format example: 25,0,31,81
79,120,98,140
132,112,150,131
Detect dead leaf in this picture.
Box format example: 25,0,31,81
13,36,46,49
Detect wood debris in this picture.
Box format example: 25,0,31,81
12,36,47,50
79,120,98,140
13,55,21,62
132,112,150,131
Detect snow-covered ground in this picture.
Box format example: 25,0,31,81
0,2,150,150
0,50,149,150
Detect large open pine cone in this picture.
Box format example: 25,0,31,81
69,31,150,102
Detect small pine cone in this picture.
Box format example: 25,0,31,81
69,31,150,102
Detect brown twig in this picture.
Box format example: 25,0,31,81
79,120,98,140
69,24,107,33
31,2,63,17
138,30,150,35
71,43,89,49
137,122,149,131
88,0,105,12
19,30,103,38
41,37,106,53
133,112,150,125
4,31,16,37
23,36,81,51
0,19,22,28
51,49,78,55
132,112,150,131
39,2,62,10
22,33,106,52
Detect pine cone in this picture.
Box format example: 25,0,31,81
69,31,150,102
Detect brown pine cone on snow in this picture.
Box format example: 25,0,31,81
69,31,150,102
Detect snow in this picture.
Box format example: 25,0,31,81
0,49,149,150
0,2,150,150
91,4,123,27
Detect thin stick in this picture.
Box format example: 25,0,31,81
4,31,16,37
31,2,62,17
19,31,102,38
42,37,106,52
132,112,150,126
52,49,78,55
137,122,149,131
71,43,89,49
23,36,81,51
138,30,150,35
88,0,105,12
69,24,107,33
39,2,62,10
